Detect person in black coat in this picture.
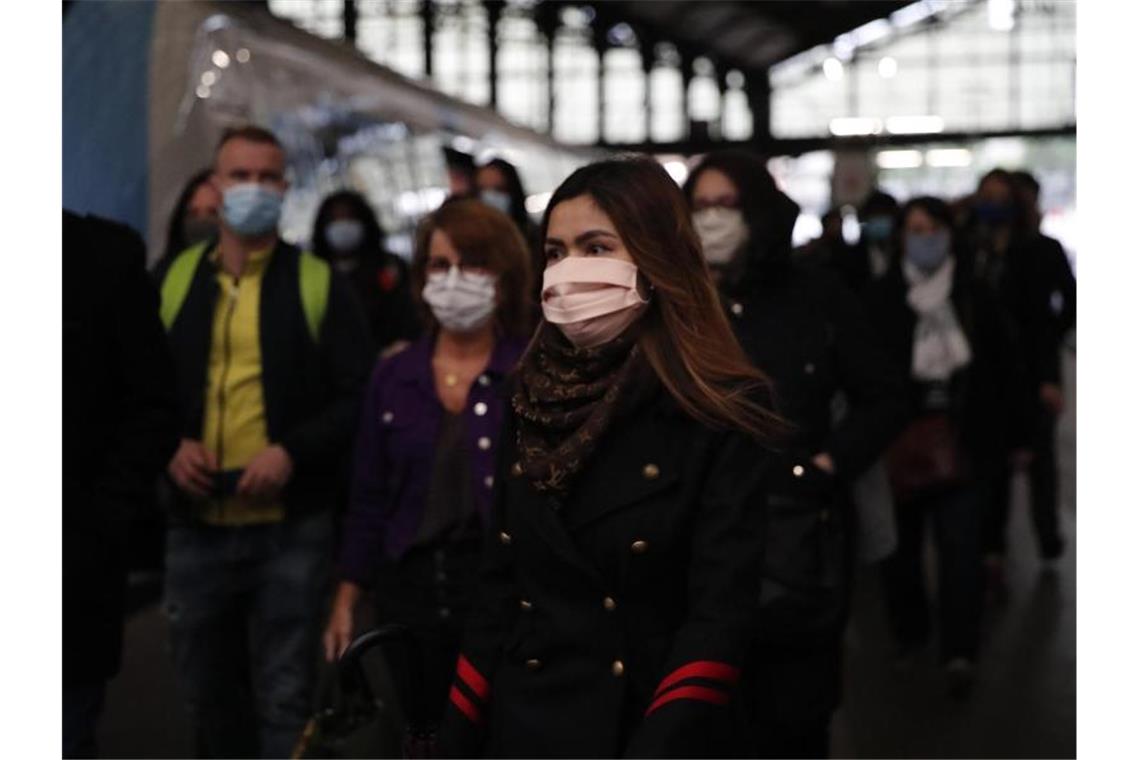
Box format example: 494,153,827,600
965,169,1076,572
310,190,421,355
684,151,909,758
63,210,181,758
865,196,1033,697
436,157,783,758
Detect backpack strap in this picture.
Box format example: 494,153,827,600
159,241,209,331
298,251,330,343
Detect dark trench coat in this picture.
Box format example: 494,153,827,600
436,374,774,758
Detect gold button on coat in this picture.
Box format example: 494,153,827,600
603,597,617,611
526,658,542,671
611,660,625,677
519,599,533,611
642,463,660,480
499,531,512,545
630,540,649,554
511,461,523,477
792,465,805,477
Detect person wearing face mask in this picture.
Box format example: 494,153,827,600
475,158,544,305
160,168,221,266
432,158,783,758
684,151,908,758
967,169,1076,587
312,190,421,354
323,198,533,734
865,196,1033,699
153,126,373,758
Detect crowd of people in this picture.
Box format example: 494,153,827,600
62,124,1075,759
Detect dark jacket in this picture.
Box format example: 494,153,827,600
337,334,527,582
438,374,772,758
983,231,1076,387
154,238,373,520
865,261,1034,469
339,250,422,352
63,211,180,683
722,187,909,645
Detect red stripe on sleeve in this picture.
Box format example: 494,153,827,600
645,684,731,717
457,655,491,701
449,684,482,725
653,660,741,698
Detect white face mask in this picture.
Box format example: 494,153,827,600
422,266,498,334
693,207,749,265
325,219,365,253
480,189,513,215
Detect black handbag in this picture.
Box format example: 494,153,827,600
292,625,437,759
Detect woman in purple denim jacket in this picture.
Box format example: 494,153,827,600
323,198,534,726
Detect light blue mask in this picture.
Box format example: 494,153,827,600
904,230,951,273
222,183,283,238
480,189,513,215
325,219,365,253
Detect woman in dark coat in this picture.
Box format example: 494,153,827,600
437,158,783,758
682,151,910,758
311,190,421,354
866,196,1032,697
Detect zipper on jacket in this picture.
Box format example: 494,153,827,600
214,277,240,521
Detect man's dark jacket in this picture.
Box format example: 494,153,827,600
153,238,374,520
63,210,180,683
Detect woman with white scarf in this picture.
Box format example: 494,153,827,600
865,197,1033,699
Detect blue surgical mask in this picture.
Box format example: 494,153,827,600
974,201,1014,226
222,183,283,238
861,216,893,244
324,219,365,253
480,189,513,215
904,230,952,273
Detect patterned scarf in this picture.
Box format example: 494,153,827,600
512,322,644,493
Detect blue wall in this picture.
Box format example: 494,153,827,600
63,1,155,234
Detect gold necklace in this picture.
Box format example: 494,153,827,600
444,372,459,388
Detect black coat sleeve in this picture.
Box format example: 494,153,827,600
279,271,374,468
821,278,910,480
92,224,182,516
623,430,770,758
436,411,521,757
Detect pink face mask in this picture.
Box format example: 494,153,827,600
541,257,650,349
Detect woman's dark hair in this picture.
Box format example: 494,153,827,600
311,190,385,262
477,158,533,237
682,150,800,278
412,198,534,338
163,168,213,263
541,156,783,440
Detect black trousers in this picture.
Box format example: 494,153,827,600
984,407,1063,559
372,538,482,730
882,484,983,661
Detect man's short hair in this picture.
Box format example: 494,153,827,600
1010,169,1040,197
214,125,283,157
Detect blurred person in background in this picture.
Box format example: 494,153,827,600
866,196,1032,698
63,210,180,758
859,190,901,285
475,157,544,311
965,169,1076,586
685,151,909,758
161,169,221,265
155,126,372,758
311,189,421,355
436,157,780,758
323,198,533,731
444,147,477,199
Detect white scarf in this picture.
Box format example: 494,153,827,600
903,257,972,381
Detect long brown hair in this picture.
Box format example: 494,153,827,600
412,198,534,338
539,157,784,440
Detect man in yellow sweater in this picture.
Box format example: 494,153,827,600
157,126,372,758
